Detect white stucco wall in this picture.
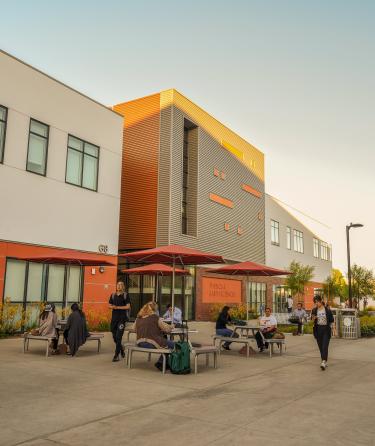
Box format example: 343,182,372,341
0,51,123,254
265,194,332,283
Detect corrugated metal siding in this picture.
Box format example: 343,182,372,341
156,91,173,246
113,94,160,250
162,89,264,182
165,103,265,263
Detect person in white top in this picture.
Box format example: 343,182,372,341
255,307,278,352
287,295,294,313
162,304,182,326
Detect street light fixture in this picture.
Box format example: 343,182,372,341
346,222,364,308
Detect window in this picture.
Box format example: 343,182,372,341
286,226,291,250
248,282,266,315
0,105,8,163
293,229,304,253
313,238,320,258
273,285,292,313
27,119,49,175
181,119,198,236
321,241,329,260
271,220,279,245
3,259,83,328
66,135,99,191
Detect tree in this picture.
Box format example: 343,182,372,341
351,264,375,309
323,269,348,303
285,261,315,302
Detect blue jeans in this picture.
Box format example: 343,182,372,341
138,340,175,365
216,328,238,347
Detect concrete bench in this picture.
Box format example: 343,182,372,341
189,341,219,374
127,345,172,374
259,334,286,357
23,332,104,357
86,333,104,353
23,334,57,357
212,335,255,358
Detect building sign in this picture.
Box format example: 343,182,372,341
201,277,242,303
98,244,108,254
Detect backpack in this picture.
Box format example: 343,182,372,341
168,341,191,375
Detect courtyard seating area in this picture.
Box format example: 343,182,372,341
1,322,375,446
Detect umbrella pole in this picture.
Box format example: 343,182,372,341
247,275,249,322
171,259,176,324
154,273,157,303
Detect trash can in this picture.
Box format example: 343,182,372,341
336,309,360,339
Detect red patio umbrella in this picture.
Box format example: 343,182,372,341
16,255,116,267
120,245,223,314
210,261,291,320
121,263,190,302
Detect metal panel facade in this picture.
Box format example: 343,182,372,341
158,90,265,263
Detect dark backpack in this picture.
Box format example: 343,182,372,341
168,341,191,375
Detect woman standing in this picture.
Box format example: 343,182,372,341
312,296,334,370
109,281,131,362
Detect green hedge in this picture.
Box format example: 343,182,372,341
360,316,375,337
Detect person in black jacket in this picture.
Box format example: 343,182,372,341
215,306,239,350
109,281,131,362
311,296,334,370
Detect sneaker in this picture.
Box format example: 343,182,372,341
320,361,326,371
112,355,120,362
223,345,231,351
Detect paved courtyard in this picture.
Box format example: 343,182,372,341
1,322,375,446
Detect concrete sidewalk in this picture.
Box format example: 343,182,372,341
1,322,375,446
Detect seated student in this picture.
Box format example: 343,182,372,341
162,304,182,326
255,307,277,352
39,303,58,353
292,302,307,335
64,303,90,356
215,306,239,350
134,302,175,371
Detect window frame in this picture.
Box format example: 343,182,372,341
0,104,8,164
65,134,100,192
321,241,329,261
271,219,280,246
313,238,320,258
293,229,304,253
2,258,84,326
26,118,50,176
286,226,291,250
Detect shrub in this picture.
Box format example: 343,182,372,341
360,315,375,337
209,303,259,322
0,299,42,336
85,307,111,332
278,321,314,334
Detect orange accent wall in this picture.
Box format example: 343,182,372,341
209,193,234,209
201,277,242,303
0,240,117,310
241,183,262,198
113,94,161,250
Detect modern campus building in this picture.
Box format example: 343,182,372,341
113,90,332,319
0,50,123,322
113,89,265,319
265,194,332,310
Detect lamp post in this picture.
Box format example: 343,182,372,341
346,223,363,308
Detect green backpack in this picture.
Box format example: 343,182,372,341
168,341,191,375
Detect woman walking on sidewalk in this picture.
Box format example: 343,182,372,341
312,296,334,370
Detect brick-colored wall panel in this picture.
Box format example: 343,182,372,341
113,94,161,250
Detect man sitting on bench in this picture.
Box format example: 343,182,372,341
255,307,277,352
134,302,175,372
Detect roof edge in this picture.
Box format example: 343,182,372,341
0,49,123,118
